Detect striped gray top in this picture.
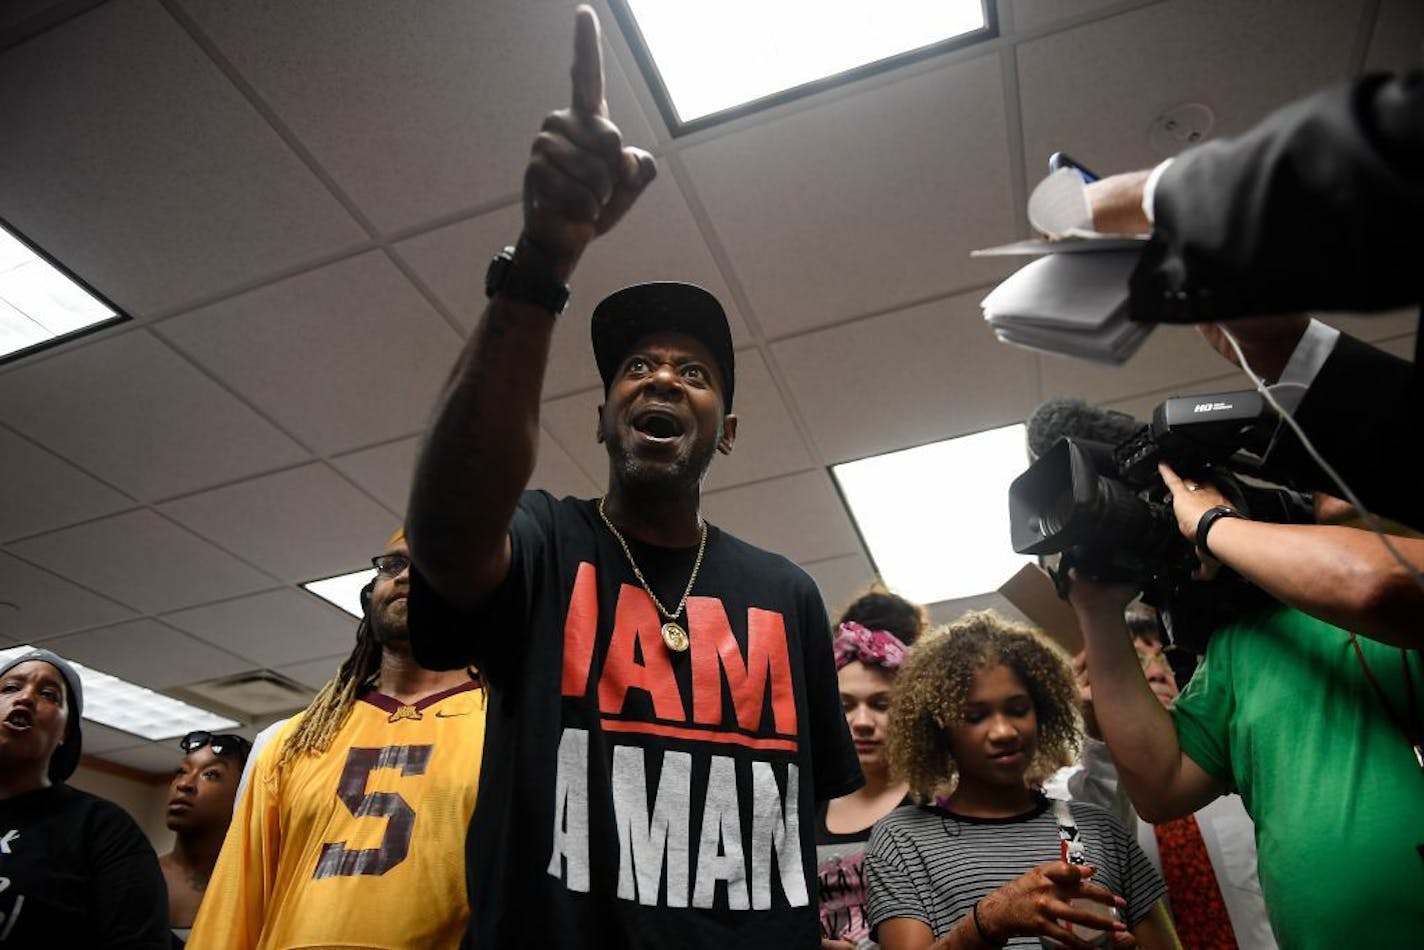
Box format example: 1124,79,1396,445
865,796,1166,946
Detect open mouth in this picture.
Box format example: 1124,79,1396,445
631,408,686,442
3,709,34,730
989,748,1024,763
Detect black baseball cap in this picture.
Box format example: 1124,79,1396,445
590,282,735,411
0,649,84,782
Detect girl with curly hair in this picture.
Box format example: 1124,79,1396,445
818,587,927,949
864,611,1175,949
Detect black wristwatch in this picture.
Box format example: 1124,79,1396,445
485,245,570,315
1195,505,1244,558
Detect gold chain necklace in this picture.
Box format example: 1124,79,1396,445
597,496,707,653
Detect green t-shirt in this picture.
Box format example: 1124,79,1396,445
1172,607,1424,948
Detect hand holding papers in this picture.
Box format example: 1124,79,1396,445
976,168,1152,365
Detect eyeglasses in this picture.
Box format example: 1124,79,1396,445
371,553,410,577
180,730,252,759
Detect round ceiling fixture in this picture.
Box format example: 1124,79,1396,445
1148,103,1215,155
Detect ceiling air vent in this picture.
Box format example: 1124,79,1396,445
169,669,315,722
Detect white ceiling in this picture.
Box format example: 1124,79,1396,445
1,0,1419,773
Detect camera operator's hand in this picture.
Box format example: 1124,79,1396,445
522,5,657,279
1157,463,1233,544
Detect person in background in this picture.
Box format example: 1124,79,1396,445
820,588,925,950
188,530,485,949
160,730,251,946
865,612,1175,950
0,648,170,947
1051,606,1276,949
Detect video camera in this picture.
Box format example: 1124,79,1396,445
1008,390,1313,651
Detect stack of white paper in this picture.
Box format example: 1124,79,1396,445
980,248,1151,365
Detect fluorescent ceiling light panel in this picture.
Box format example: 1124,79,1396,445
0,221,127,364
614,0,993,132
0,644,240,741
833,423,1032,604
302,568,377,619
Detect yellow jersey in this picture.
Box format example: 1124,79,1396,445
189,680,485,949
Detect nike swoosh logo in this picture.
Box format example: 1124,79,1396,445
435,710,469,718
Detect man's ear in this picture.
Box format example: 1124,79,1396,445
595,404,606,444
717,414,738,455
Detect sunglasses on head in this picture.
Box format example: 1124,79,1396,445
180,730,252,759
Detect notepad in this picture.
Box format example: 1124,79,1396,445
980,248,1152,365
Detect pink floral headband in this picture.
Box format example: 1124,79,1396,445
833,621,909,672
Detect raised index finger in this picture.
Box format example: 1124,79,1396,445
570,5,606,116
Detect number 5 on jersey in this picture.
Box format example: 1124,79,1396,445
314,745,433,878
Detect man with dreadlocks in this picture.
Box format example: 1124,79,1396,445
187,529,484,950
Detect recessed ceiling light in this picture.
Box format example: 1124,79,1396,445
0,219,129,365
832,423,1032,604
302,568,376,619
0,644,240,741
610,0,996,134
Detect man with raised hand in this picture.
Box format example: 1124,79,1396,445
407,7,861,948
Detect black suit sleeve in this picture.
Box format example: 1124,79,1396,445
1261,332,1423,529
1130,72,1424,324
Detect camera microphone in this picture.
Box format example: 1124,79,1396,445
1025,396,1148,459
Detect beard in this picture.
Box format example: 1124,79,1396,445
603,422,720,495
370,598,409,647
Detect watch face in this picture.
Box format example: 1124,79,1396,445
485,249,515,298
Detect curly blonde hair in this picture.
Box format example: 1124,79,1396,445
887,610,1081,801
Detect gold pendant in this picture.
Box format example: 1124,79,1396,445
661,621,690,653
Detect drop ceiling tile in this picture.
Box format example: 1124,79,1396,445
1376,335,1416,362
330,436,422,514
704,351,815,491
539,387,609,487
532,429,605,500
0,552,134,643
0,330,310,502
773,290,1037,463
158,252,462,456
1321,308,1419,343
44,618,254,690
394,178,750,400
1037,323,1239,407
1363,0,1424,72
331,428,601,515
0,427,133,542
100,741,188,776
0,0,364,318
8,509,277,614
801,553,877,622
163,588,357,668
680,53,1018,338
160,463,399,583
1017,0,1365,177
1009,0,1135,35
276,653,346,691
702,470,860,565
81,721,152,755
180,0,656,233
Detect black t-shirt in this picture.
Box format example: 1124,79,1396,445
0,783,169,948
410,491,862,949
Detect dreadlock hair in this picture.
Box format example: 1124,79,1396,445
837,583,927,646
887,609,1081,802
276,587,384,774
